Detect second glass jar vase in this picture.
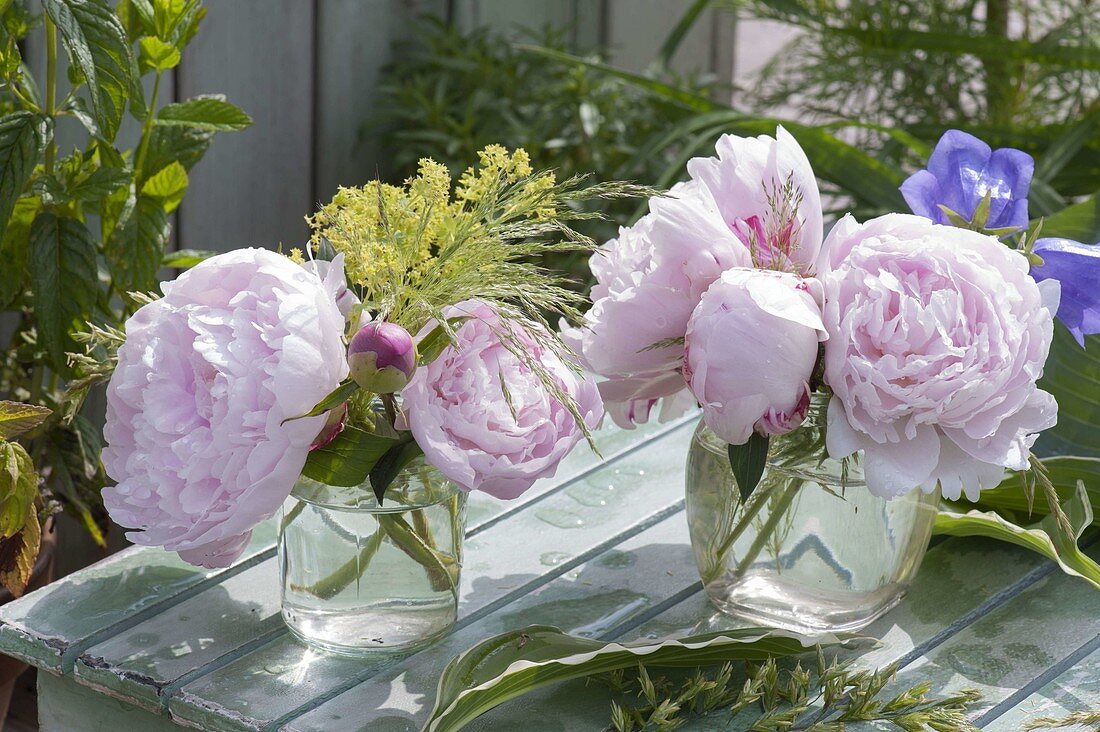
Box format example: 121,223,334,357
685,400,938,634
279,458,466,656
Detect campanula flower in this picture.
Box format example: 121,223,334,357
900,130,1034,234
1031,237,1100,346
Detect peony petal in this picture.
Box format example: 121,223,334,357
862,424,940,499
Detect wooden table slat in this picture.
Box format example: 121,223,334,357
0,520,279,674
7,412,1097,732
63,419,695,720
284,533,1056,730
174,512,698,731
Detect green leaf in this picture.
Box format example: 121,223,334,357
970,457,1100,525
0,112,48,244
290,380,360,421
42,0,135,141
1031,192,1100,458
971,190,993,229
417,317,471,365
370,438,424,504
300,426,399,487
0,401,52,440
831,25,1100,71
115,0,154,42
1036,323,1100,458
140,160,187,212
0,507,40,598
517,45,907,212
137,35,178,72
161,248,214,268
67,165,130,201
155,94,252,131
1033,191,1100,244
425,625,858,732
656,0,713,70
728,433,770,503
29,214,97,370
105,193,171,294
0,196,39,308
0,441,38,538
518,45,717,112
1035,110,1100,184
142,124,214,176
934,483,1100,590
44,421,107,548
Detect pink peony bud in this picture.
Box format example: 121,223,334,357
348,321,417,394
684,268,827,445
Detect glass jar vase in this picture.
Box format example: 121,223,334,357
279,458,466,656
685,401,938,634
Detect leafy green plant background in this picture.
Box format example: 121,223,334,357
0,0,250,551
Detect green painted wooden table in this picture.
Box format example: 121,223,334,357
2,415,1097,731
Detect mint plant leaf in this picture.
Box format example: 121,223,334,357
156,95,252,131
0,112,48,243
29,213,97,370
42,0,135,141
105,193,170,294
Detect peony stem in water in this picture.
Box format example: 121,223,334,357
728,479,802,582
293,525,386,601
288,493,462,600
376,511,460,596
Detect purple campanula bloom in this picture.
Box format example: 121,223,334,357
901,130,1034,233
1031,237,1100,347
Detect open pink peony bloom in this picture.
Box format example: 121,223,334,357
102,249,350,567
574,127,823,426
403,301,603,500
685,268,826,444
687,126,823,275
819,214,1059,501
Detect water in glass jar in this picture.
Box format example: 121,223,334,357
686,420,938,633
279,470,465,656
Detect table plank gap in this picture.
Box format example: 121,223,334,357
982,644,1100,730
59,544,279,674
974,632,1100,728
275,508,699,730
867,541,1100,725
0,521,280,674
158,626,289,711
601,582,703,641
447,535,1058,731
256,503,693,727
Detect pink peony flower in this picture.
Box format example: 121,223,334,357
576,183,748,381
687,126,823,275
403,301,603,500
819,214,1059,500
102,249,350,567
684,268,826,444
574,127,823,425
